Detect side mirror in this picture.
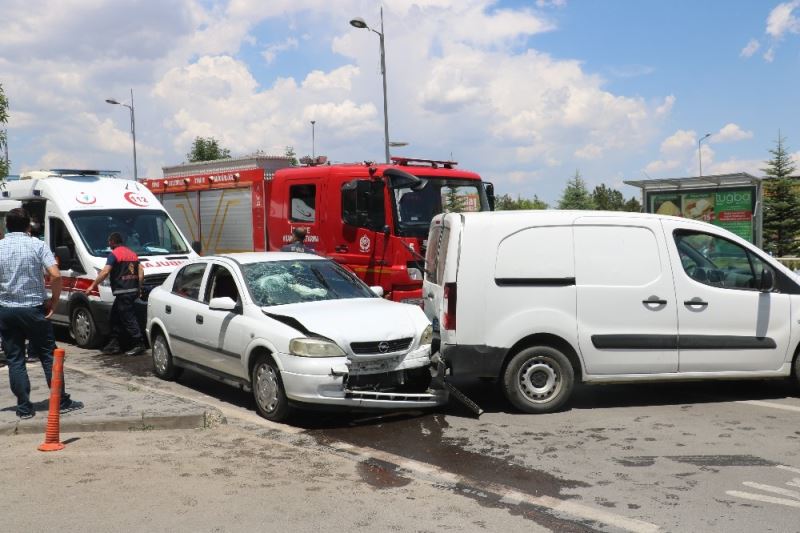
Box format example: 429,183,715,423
209,296,237,311
484,182,495,211
385,168,426,191
54,246,73,270
192,240,202,255
370,286,385,297
759,268,775,292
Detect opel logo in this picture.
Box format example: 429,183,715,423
378,341,390,353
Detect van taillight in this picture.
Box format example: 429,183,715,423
443,282,457,330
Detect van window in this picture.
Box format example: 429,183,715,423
496,226,574,281
290,185,316,222
172,263,207,300
70,209,189,257
435,227,451,286
424,225,442,283
49,217,83,272
674,230,771,290
574,226,660,286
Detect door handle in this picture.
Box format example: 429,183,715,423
196,314,204,324
684,299,709,307
642,297,667,305
165,305,171,314
335,245,348,253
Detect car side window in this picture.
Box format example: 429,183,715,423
172,263,207,300
204,264,241,304
290,184,316,222
673,230,771,290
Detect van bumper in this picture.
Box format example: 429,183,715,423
442,343,506,378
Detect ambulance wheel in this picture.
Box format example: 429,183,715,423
502,345,574,414
71,305,99,348
251,354,290,422
151,331,182,381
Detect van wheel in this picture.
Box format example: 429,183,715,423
151,332,182,380
71,305,99,348
251,354,290,422
502,345,574,414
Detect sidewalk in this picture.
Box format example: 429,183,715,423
0,353,224,435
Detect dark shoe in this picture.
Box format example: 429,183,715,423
17,410,36,420
124,344,147,357
59,400,84,414
101,341,122,355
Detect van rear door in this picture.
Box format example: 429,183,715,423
423,214,459,337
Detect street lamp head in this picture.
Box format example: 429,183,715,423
105,98,121,105
700,133,711,141
349,17,368,29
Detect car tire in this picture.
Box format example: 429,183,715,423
70,305,99,348
502,345,574,414
151,331,182,381
251,354,290,422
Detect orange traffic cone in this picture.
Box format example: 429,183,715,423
38,347,65,452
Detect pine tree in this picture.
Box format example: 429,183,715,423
0,83,9,179
591,184,625,211
558,170,595,209
762,133,800,256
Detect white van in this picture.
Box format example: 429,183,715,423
423,210,800,413
1,170,197,347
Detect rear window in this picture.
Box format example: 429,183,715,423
424,224,451,286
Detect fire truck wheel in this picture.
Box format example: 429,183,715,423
251,354,290,422
70,305,99,348
502,345,574,414
151,331,182,381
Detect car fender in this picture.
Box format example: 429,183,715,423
243,338,284,373
146,316,171,346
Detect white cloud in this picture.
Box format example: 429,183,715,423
764,46,776,62
707,158,764,176
655,95,675,116
766,0,800,39
714,123,753,142
302,65,359,91
740,38,760,58
660,129,697,155
261,37,299,64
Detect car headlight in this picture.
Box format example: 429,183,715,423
420,325,433,346
289,338,346,357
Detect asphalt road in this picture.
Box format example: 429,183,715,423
52,330,800,532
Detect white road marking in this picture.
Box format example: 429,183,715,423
727,491,800,509
738,400,800,413
742,482,800,501
778,465,800,475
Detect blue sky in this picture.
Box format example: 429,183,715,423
2,0,799,205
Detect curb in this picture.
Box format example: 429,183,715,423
2,410,225,436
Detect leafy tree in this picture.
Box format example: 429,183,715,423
494,193,548,210
762,133,800,256
558,170,595,210
591,184,625,211
0,83,9,179
186,136,231,162
623,196,642,212
284,146,299,166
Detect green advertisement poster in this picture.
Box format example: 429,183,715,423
648,187,754,242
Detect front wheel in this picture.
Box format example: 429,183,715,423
71,305,100,348
151,331,182,380
502,345,574,414
251,354,290,422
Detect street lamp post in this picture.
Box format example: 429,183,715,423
311,120,316,159
105,89,138,181
350,7,391,164
698,132,711,177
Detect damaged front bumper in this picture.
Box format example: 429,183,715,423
278,345,448,409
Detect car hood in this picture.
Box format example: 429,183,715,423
262,298,426,352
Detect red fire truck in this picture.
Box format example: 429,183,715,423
142,155,494,304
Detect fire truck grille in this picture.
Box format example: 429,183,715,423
350,338,413,355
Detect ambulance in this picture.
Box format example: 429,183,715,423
0,169,197,347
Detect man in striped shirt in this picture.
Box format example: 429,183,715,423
0,208,82,419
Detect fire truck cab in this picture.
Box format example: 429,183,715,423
145,156,493,305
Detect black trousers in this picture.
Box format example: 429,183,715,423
110,293,142,345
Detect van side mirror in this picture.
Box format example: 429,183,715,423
191,240,202,255
759,268,775,292
54,246,73,270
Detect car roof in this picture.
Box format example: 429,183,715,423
207,252,327,265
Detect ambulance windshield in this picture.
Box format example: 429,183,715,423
70,209,190,257
390,178,487,237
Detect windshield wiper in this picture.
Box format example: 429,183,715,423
310,266,337,296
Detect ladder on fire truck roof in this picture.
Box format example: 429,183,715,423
390,157,458,169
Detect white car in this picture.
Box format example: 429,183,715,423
146,252,443,421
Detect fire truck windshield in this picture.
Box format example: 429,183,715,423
391,178,487,237
70,209,190,257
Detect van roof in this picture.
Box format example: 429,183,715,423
2,176,161,211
